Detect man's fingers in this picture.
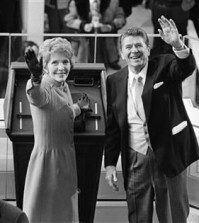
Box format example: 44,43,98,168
158,29,163,38
160,15,170,26
158,16,173,32
158,16,167,29
112,183,119,191
105,174,119,191
169,19,178,32
105,166,119,191
113,172,118,182
106,177,118,191
108,178,119,191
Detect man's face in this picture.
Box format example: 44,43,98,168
120,36,150,73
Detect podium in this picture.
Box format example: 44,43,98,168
4,62,107,223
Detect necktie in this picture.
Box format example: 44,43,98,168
134,76,145,120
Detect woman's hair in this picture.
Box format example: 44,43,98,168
119,27,150,49
39,37,75,69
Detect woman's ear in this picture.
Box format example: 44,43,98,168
70,57,75,69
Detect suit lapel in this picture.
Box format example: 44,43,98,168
142,60,157,123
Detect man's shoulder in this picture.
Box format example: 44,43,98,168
149,53,175,64
107,66,128,80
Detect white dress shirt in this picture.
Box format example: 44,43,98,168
127,63,151,155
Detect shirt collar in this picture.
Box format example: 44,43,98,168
128,63,148,86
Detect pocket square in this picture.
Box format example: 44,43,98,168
172,121,187,135
153,81,164,89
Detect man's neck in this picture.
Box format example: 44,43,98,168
129,66,144,75
129,62,148,75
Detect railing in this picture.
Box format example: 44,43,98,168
0,32,182,65
0,32,198,67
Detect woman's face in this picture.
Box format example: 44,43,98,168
46,52,71,83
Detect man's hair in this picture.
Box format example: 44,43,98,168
119,27,149,49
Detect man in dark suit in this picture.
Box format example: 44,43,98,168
104,15,199,223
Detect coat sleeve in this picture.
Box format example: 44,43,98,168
65,83,81,118
168,50,196,83
26,79,49,108
104,75,121,167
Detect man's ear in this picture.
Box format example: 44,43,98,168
120,50,125,60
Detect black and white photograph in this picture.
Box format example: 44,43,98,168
0,0,199,222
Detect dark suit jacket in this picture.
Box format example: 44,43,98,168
104,52,199,188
